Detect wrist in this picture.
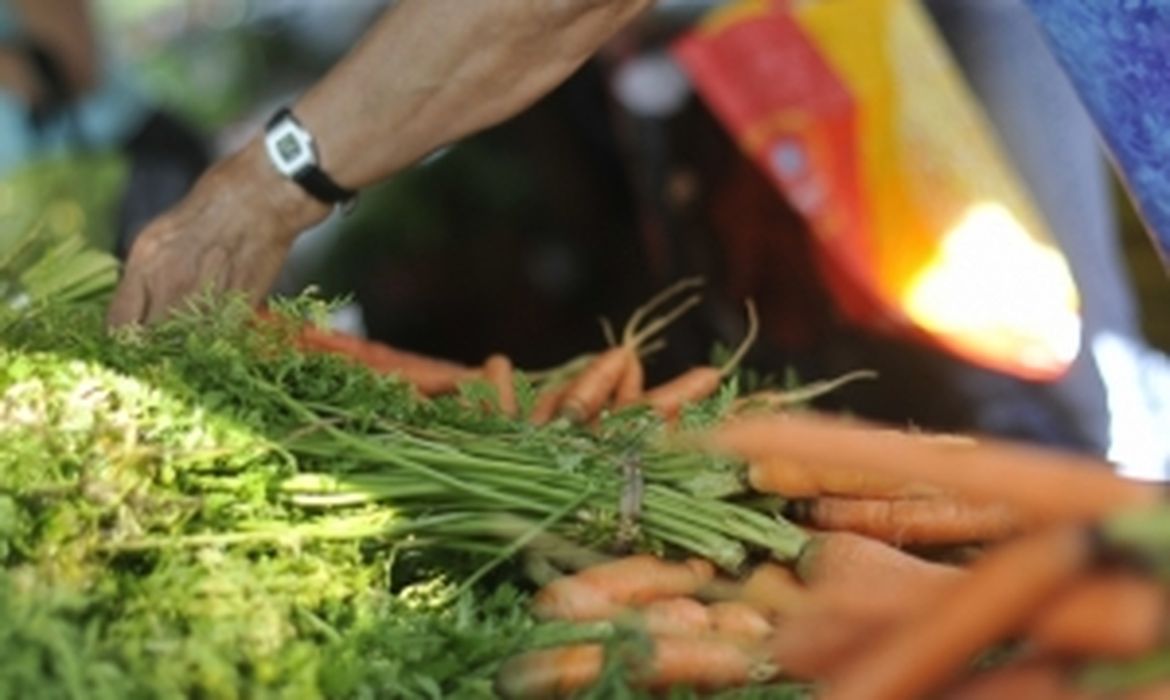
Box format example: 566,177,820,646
234,138,332,242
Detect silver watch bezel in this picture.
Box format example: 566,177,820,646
264,114,317,178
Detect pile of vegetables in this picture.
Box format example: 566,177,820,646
474,413,1170,699
6,212,1170,697
1,286,834,698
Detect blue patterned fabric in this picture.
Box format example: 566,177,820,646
1025,1,1170,264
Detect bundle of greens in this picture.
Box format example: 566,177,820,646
0,297,812,698
0,156,124,313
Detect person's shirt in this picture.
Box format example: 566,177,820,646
0,2,148,175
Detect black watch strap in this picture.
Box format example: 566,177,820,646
293,166,357,206
265,107,358,211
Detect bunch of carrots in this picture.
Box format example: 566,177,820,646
286,278,774,426
495,415,1170,699
275,282,1170,698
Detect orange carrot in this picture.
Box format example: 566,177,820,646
707,601,773,645
822,526,1093,700
711,413,1160,523
639,636,774,692
768,600,890,680
736,562,809,619
532,556,715,621
940,659,1082,700
559,278,702,423
643,300,758,421
792,496,1028,545
749,456,943,500
483,353,517,418
529,382,569,426
748,457,821,498
795,531,964,611
364,345,478,396
1029,570,1166,659
291,320,476,395
644,367,723,421
613,353,645,408
639,597,711,638
558,346,633,422
497,637,772,699
495,643,604,699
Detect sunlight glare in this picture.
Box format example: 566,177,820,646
904,202,1080,377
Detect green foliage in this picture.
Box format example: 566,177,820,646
0,156,123,313
0,296,813,697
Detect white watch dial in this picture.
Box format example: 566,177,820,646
264,118,317,177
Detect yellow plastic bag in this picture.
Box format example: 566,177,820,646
675,0,1080,380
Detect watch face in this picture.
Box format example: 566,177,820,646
276,134,304,161
265,117,316,177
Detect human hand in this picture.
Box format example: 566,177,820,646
106,140,330,327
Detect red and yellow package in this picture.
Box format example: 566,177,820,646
673,0,1081,380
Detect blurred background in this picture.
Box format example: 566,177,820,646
5,0,1170,472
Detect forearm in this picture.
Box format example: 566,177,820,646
108,0,657,327
293,0,654,190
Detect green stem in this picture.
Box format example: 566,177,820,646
443,488,595,605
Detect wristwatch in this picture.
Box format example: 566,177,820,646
264,107,357,213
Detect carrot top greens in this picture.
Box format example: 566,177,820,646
0,295,811,698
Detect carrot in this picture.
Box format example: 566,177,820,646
748,458,821,499
642,299,758,421
495,643,604,699
528,387,560,425
483,353,517,418
532,555,715,621
769,604,891,680
711,413,1160,523
749,456,943,500
736,562,809,619
259,307,478,394
496,637,772,699
363,346,478,396
559,278,703,422
639,636,774,692
529,381,569,426
822,526,1094,700
795,531,963,612
293,320,476,395
558,346,632,422
940,658,1082,700
791,496,1029,545
639,597,711,638
1029,570,1166,658
707,601,773,645
613,353,645,408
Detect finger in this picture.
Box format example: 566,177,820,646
189,245,232,311
142,277,181,326
142,261,202,326
106,268,148,328
230,241,291,309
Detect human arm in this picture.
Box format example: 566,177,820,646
107,0,655,327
